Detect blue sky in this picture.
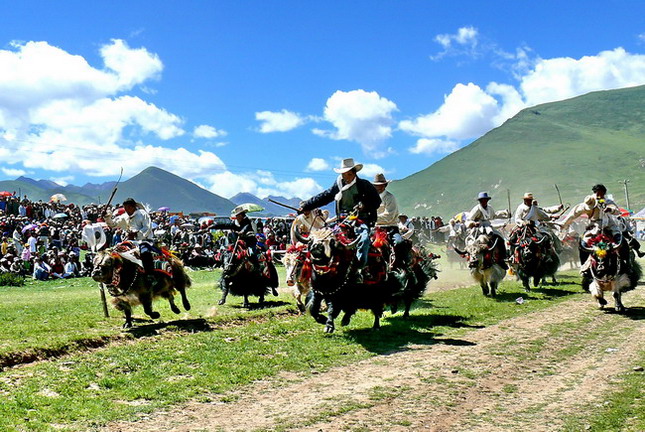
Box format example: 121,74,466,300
0,1,644,198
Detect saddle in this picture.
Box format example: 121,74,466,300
113,241,174,278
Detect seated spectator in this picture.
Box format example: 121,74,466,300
33,257,51,281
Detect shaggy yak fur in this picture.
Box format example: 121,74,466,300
282,244,312,313
388,240,439,317
305,227,404,333
582,234,642,312
511,228,560,292
92,249,191,328
218,241,279,308
455,234,506,296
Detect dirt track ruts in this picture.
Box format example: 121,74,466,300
106,288,645,432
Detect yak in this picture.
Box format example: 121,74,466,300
301,226,400,333
581,233,642,312
92,244,191,328
282,243,313,313
455,233,506,296
218,240,279,308
510,227,560,292
388,239,439,317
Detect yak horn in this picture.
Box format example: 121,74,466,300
536,235,549,244
293,228,311,244
343,236,361,250
453,247,466,256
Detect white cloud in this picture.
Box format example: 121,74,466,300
100,39,163,90
50,175,74,186
436,26,478,49
409,138,460,155
399,83,499,140
205,170,323,200
306,157,330,172
255,109,306,133
402,47,645,156
518,48,645,106
639,33,645,43
314,90,397,157
193,124,227,139
360,163,388,178
0,39,241,180
431,26,479,60
206,171,259,198
1,167,27,177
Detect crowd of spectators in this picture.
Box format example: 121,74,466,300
0,193,295,281
0,192,460,283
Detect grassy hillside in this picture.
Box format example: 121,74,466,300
389,85,645,218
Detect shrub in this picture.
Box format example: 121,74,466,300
0,273,26,287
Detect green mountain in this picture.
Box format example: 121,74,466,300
389,85,645,218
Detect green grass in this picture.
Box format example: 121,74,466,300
563,350,645,432
0,270,590,431
0,269,298,367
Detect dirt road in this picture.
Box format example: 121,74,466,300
107,287,645,432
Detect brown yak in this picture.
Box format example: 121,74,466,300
92,245,191,328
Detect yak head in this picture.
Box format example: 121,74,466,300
456,234,497,270
301,227,358,268
221,240,250,278
282,244,310,286
91,251,119,283
584,240,619,279
517,234,548,267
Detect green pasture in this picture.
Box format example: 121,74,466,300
0,267,642,431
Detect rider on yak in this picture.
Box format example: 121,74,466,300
298,158,381,283
104,197,158,287
211,205,279,296
510,192,563,259
465,192,510,270
561,184,644,290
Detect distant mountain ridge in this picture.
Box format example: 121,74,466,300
0,167,306,215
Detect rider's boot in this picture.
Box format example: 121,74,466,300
349,259,363,284
141,251,159,290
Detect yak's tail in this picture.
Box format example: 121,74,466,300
170,256,192,291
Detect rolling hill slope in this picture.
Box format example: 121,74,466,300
389,85,645,218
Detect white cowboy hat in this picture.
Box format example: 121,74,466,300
334,158,363,174
230,205,249,217
523,193,534,200
371,173,390,185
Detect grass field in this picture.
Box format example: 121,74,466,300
0,264,643,431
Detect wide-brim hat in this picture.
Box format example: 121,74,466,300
523,193,534,200
230,205,248,217
334,158,363,174
477,192,491,200
122,198,145,210
371,173,390,185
